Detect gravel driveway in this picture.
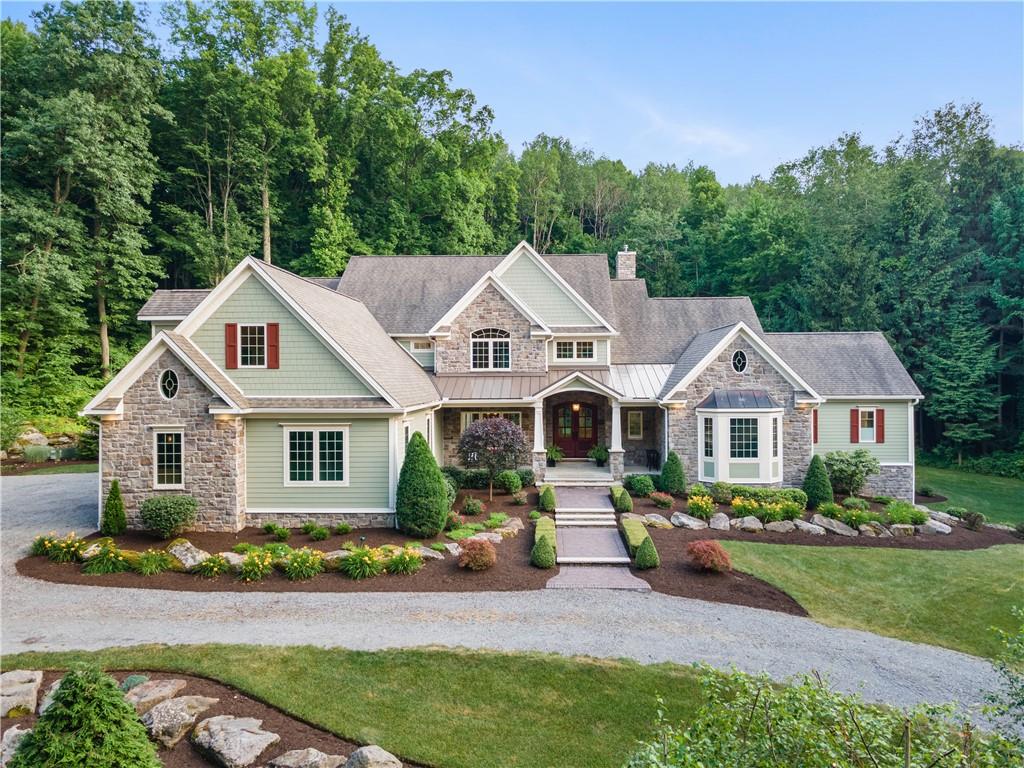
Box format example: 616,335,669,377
0,472,1003,723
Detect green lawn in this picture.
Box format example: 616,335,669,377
915,465,1024,526
0,644,701,768
723,542,1024,659
8,462,99,476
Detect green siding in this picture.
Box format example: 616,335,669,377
151,322,178,336
192,275,373,396
548,339,609,365
813,401,911,463
397,339,435,369
501,255,594,325
245,417,389,509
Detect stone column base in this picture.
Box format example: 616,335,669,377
609,450,625,481
532,451,547,484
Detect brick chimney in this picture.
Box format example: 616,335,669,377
615,246,637,280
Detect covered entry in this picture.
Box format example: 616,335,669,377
552,401,597,458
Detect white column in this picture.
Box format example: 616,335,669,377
610,400,623,452
533,402,545,452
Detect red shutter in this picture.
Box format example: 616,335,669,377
849,408,859,443
225,323,238,369
812,409,818,444
266,323,280,369
876,408,885,444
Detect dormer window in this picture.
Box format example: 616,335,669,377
471,328,510,369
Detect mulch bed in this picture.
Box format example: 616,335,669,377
915,492,948,504
0,670,423,768
1,459,97,476
16,490,553,593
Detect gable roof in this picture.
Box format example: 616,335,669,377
428,273,551,335
658,325,736,397
137,289,211,320
764,333,922,398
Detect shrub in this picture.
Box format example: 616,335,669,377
333,523,353,535
396,432,449,538
134,548,174,576
842,509,883,529
82,542,131,575
458,538,497,571
309,525,330,542
686,495,715,520
8,665,161,768
528,509,542,520
232,542,260,555
917,485,935,496
823,449,881,497
387,548,424,575
457,418,528,500
283,548,324,581
239,550,275,582
872,495,895,505
139,495,198,539
494,469,523,494
120,674,149,692
443,475,458,510
530,536,556,569
686,483,707,498
730,486,808,509
100,480,126,536
510,491,527,506
462,497,485,516
659,451,686,495
885,501,928,526
539,484,557,513
611,485,634,514
709,481,733,504
687,540,732,572
801,455,833,509
261,542,292,559
262,522,278,534
272,525,291,542
756,501,805,523
195,554,230,578
625,474,656,497
483,512,509,529
731,497,760,517
300,521,318,534
517,469,536,488
841,496,869,510
445,510,463,531
943,506,967,518
30,532,55,556
650,491,673,509
1016,522,1024,540
339,546,385,579
818,502,845,518
962,510,986,531
634,536,660,569
535,517,556,551
620,518,649,556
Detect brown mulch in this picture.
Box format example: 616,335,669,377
0,670,423,768
16,490,554,593
915,492,948,504
1,459,97,476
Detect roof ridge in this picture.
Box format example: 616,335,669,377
153,288,211,292
256,258,367,304
766,331,884,336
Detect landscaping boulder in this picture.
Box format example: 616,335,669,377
124,678,188,715
708,512,730,531
344,745,402,768
764,520,795,534
415,546,444,560
890,523,916,537
927,509,959,525
670,512,708,530
501,517,525,532
644,513,673,529
467,532,503,544
733,515,763,532
37,677,63,714
793,519,826,535
444,542,462,557
0,725,30,767
193,715,281,768
322,550,352,569
0,670,42,717
811,514,858,537
142,695,219,747
167,540,210,571
620,512,647,523
221,552,246,571
16,428,48,448
858,521,891,538
80,541,107,561
268,748,344,768
916,519,952,535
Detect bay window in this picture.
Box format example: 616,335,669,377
698,410,783,484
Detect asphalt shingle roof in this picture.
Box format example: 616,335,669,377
137,290,211,319
658,324,737,398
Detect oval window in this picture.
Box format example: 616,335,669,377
731,350,747,373
159,369,179,400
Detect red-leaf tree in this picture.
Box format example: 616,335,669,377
457,417,528,500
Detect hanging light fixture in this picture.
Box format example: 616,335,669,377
571,403,580,412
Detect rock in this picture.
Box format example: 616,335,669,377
415,546,444,560
344,745,402,768
793,519,826,536
858,521,891,538
916,519,952,535
0,670,42,717
220,552,246,570
708,513,730,531
444,542,462,557
644,513,673,529
501,517,525,531
80,542,105,560
142,695,219,747
738,515,764,532
620,512,647,523
670,512,708,530
268,748,344,768
928,509,959,525
811,514,858,537
496,525,519,539
193,715,281,768
167,540,210,571
0,450,6,462
38,677,63,714
765,520,795,533
1,725,30,767
890,523,916,537
124,678,188,715
467,532,503,544
15,428,48,447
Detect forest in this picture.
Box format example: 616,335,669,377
1,1,1022,471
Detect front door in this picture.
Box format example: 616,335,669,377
553,403,597,458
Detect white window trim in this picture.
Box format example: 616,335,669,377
554,339,597,362
626,410,643,440
858,406,877,444
696,409,783,484
426,415,433,452
157,368,179,401
403,420,411,447
282,424,350,487
460,411,522,431
153,428,184,490
238,322,268,369
470,330,511,370
412,340,433,350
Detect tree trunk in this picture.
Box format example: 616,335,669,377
97,284,111,380
15,294,40,378
261,167,272,263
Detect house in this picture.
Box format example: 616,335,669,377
82,242,922,531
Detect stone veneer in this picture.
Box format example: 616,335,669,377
101,351,246,532
863,464,915,502
245,510,395,528
441,407,533,468
434,284,547,373
667,339,813,488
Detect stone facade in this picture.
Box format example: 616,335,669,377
620,406,663,467
245,510,395,528
863,464,915,502
434,284,546,373
101,351,246,532
440,407,533,468
667,338,813,488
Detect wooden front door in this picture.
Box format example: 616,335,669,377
553,403,597,458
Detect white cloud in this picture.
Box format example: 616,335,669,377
628,97,750,156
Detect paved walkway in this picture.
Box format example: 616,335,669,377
546,566,650,591
555,486,613,510
555,527,629,562
0,473,1004,724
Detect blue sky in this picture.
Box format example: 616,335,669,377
4,2,1021,184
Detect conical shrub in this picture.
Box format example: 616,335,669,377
396,431,449,537
659,451,686,495
802,454,834,509
530,536,555,569
100,479,126,536
634,536,661,570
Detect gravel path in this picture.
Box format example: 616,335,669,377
0,473,1002,723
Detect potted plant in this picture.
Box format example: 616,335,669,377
546,444,564,467
587,444,610,467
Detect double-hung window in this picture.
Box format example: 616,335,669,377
703,418,714,458
471,328,510,369
729,418,758,459
555,340,595,361
859,408,876,443
154,429,184,489
627,411,643,439
284,426,349,486
773,417,780,458
239,324,266,368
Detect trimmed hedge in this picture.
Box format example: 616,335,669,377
442,466,535,490
539,484,557,513
494,469,523,494
623,474,656,497
620,518,649,556
634,536,660,569
530,536,556,569
730,485,808,509
534,516,556,553
611,485,633,514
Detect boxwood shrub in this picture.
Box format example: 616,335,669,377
530,535,555,569
539,484,557,513
139,495,198,539
611,485,634,514
634,536,660,569
624,474,656,497
620,518,649,556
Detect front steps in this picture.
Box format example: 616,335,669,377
555,510,617,527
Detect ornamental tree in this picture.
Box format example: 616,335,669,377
457,417,528,500
396,431,449,538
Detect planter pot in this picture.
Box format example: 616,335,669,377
546,458,557,467
594,460,606,468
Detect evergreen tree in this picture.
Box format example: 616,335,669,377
802,454,834,509
659,451,687,496
101,479,127,536
395,431,448,538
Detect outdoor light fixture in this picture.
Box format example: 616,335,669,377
572,403,580,412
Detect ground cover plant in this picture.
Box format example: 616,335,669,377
916,465,1024,526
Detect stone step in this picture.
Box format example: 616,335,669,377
556,555,632,564
555,506,614,513
556,520,617,527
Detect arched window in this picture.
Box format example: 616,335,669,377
471,328,510,369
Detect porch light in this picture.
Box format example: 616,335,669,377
571,403,580,412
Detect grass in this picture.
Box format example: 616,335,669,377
10,462,99,476
0,644,702,768
723,541,1024,659
916,465,1024,526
